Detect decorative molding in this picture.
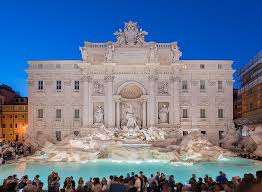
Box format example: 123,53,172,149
45,80,53,86
169,76,180,82
191,80,199,86
64,80,71,86
81,76,92,82
104,75,115,82
148,75,158,81
158,81,169,94
208,80,216,86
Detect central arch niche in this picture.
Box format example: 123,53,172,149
119,84,143,99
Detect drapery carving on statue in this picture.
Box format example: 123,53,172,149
114,21,148,47
158,104,169,124
94,105,104,124
119,84,143,99
93,81,104,95
79,46,88,62
171,43,182,63
121,103,140,129
105,44,114,62
148,44,158,63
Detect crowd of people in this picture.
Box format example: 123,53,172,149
1,170,261,192
0,141,33,165
237,153,262,161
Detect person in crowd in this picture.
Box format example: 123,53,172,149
134,175,141,192
92,178,102,192
216,171,228,184
167,175,175,192
101,177,108,192
76,177,84,192
189,173,196,185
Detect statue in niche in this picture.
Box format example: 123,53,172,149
105,44,115,62
159,104,169,124
148,44,158,63
93,81,104,95
171,44,182,63
158,82,168,94
113,29,125,46
94,105,104,124
124,104,139,129
79,47,88,62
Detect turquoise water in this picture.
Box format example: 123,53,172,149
0,158,261,188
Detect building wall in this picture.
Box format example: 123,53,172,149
27,59,234,145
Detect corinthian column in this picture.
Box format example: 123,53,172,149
170,76,181,126
104,75,115,127
148,75,158,126
82,75,92,127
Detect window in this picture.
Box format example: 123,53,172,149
56,109,62,118
56,131,61,141
56,64,61,68
3,134,5,138
200,80,205,90
15,134,19,141
56,81,62,90
183,131,188,136
37,109,43,118
74,81,80,90
15,123,18,128
2,115,5,119
219,131,224,140
74,131,80,136
10,115,12,118
10,124,12,128
182,80,188,90
218,109,224,118
74,109,80,119
15,115,17,118
218,81,223,91
201,131,206,135
200,109,206,118
200,64,205,69
22,115,25,118
38,80,43,90
2,124,6,128
182,109,188,118
218,64,223,69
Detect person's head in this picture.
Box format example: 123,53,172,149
109,175,113,180
219,171,223,176
256,170,262,182
151,174,154,178
157,172,160,176
70,176,73,180
13,174,17,179
169,175,174,181
199,177,203,182
135,174,138,179
131,172,134,176
35,175,39,179
192,174,196,178
139,171,143,176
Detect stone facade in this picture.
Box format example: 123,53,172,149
27,21,234,144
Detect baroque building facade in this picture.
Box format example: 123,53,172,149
27,21,234,144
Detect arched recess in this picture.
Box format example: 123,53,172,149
116,81,146,99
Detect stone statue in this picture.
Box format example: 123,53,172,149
79,47,88,62
148,44,158,63
171,44,182,63
159,104,169,123
113,29,125,46
94,105,104,124
105,44,114,62
124,104,139,129
114,21,148,46
93,81,104,95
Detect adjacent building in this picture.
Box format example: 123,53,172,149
27,21,234,144
0,84,28,142
235,50,262,131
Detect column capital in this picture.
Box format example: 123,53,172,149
81,75,92,82
148,75,158,81
104,75,115,82
169,76,180,82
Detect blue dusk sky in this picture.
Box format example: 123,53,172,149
0,0,261,96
